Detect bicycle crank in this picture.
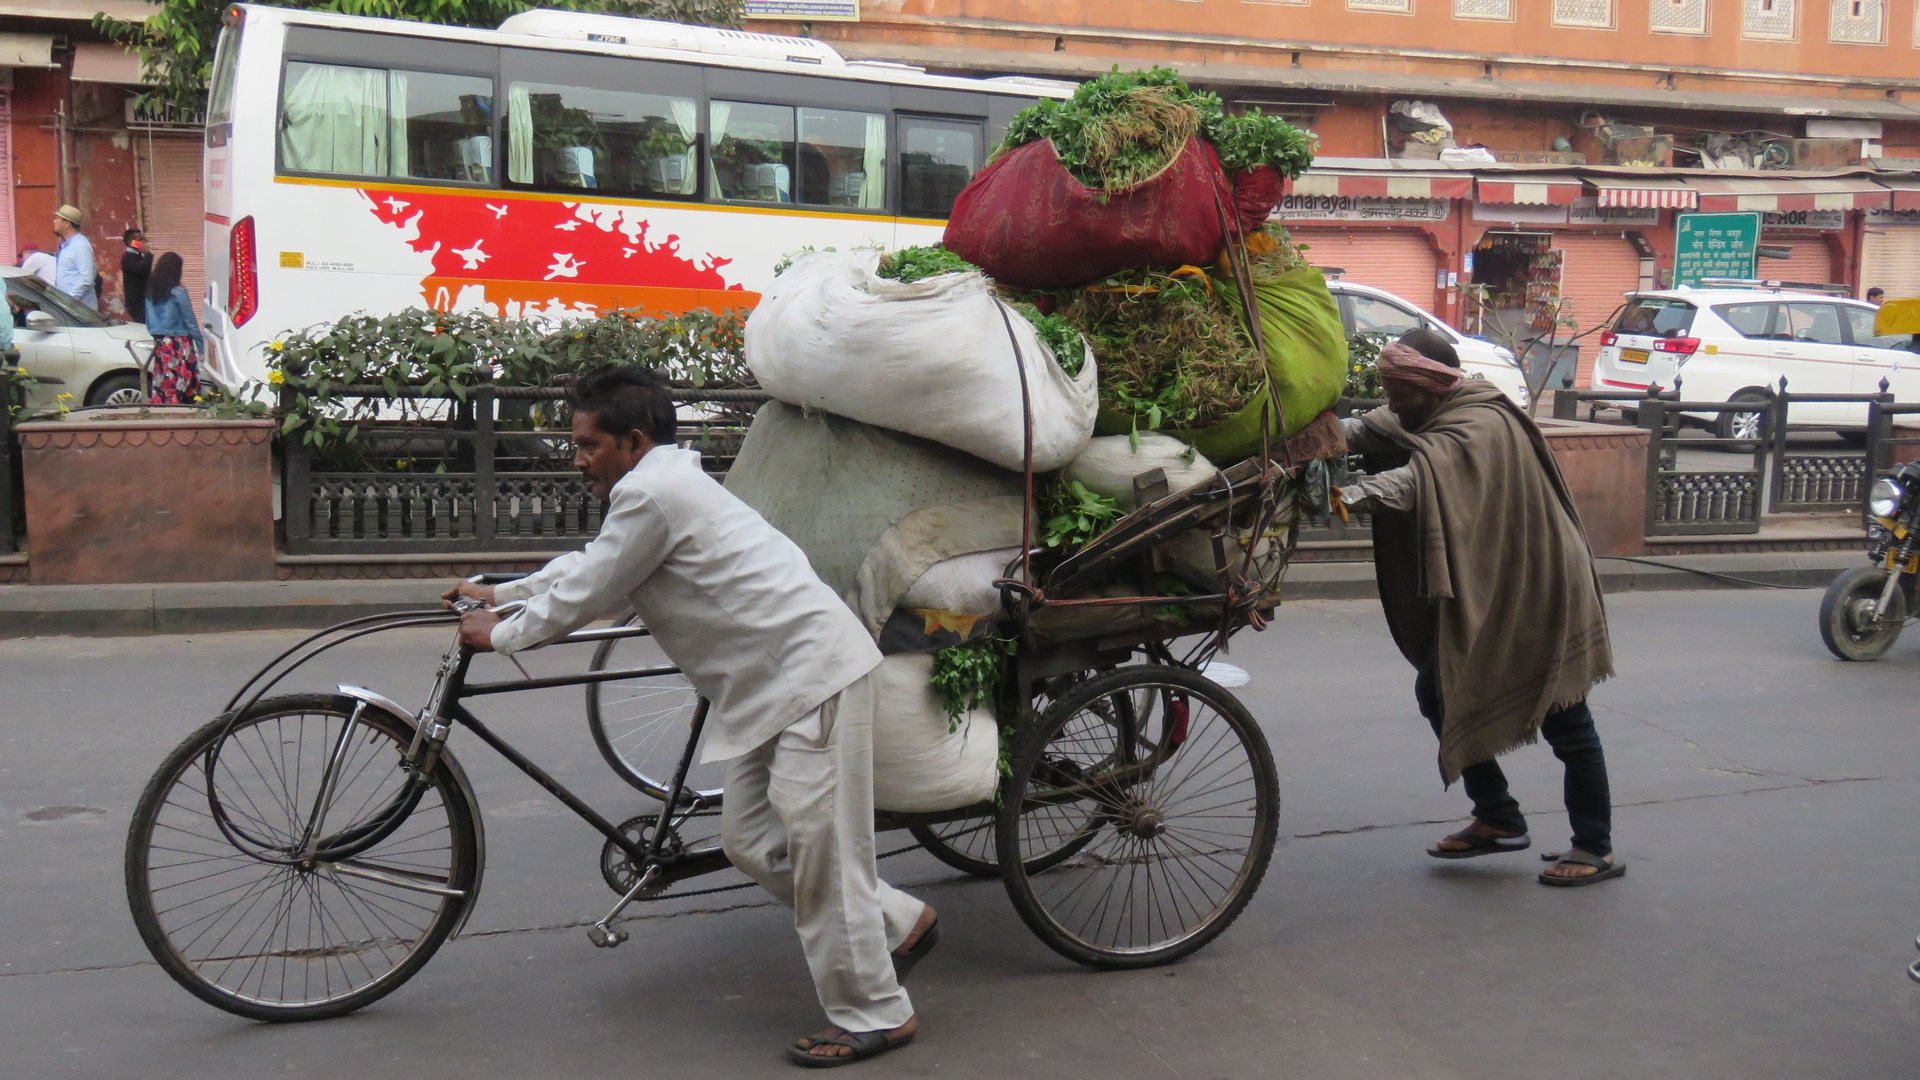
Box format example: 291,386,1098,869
600,813,683,895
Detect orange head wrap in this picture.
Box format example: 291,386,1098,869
1377,341,1464,395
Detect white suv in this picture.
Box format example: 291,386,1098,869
1589,285,1916,438
1324,278,1530,408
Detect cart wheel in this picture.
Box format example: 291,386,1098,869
997,665,1278,969
910,672,1111,878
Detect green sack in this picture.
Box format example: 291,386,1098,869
1094,263,1348,463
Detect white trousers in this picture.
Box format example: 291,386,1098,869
721,671,923,1032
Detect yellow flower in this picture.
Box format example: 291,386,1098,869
269,340,284,352
56,392,73,401
269,370,285,384
13,366,26,376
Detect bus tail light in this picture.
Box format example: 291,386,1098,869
229,215,257,327
1654,337,1701,355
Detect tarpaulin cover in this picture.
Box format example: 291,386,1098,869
1097,264,1348,462
943,135,1232,289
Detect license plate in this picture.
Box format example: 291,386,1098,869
1620,348,1649,363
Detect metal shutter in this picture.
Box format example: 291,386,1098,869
1861,225,1920,301
0,92,14,268
135,132,205,300
1551,231,1641,388
1288,228,1439,311
1758,233,1835,289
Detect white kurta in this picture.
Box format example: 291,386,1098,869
490,446,881,762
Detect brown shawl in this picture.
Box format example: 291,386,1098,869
1360,381,1614,784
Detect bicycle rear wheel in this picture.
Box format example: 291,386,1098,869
997,666,1278,969
126,693,478,1021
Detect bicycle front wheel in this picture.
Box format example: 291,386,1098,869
126,693,478,1022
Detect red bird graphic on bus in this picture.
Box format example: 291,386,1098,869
361,187,753,318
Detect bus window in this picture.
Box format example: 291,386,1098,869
899,117,981,218
506,82,697,197
280,62,493,184
797,108,884,209
710,101,797,204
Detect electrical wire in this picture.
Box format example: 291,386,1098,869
1594,554,1815,590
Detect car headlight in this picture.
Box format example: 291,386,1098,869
1870,477,1904,519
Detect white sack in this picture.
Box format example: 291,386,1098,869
745,249,1098,472
901,546,1020,617
1064,432,1220,510
870,653,1000,813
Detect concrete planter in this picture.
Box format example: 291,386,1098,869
1538,418,1649,558
18,408,276,585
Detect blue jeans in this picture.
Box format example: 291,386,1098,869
1415,656,1613,857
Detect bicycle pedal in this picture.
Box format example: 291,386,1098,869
587,924,629,949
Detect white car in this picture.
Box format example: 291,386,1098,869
3,266,154,414
1589,285,1916,438
1324,278,1530,408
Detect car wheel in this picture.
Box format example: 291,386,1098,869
1715,391,1771,442
87,372,144,407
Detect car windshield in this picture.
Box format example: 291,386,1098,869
1615,298,1695,338
6,274,112,329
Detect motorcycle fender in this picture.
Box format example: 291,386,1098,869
335,684,487,938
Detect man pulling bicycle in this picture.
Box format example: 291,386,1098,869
446,365,937,1067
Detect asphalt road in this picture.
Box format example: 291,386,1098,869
3,588,1917,1080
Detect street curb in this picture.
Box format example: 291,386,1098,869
0,550,1869,638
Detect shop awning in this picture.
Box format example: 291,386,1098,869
1876,178,1920,212
1686,175,1891,212
71,42,145,84
1474,175,1583,205
0,32,54,68
1586,176,1697,209
1290,169,1473,200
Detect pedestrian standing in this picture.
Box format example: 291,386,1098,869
143,252,203,405
17,243,55,282
121,229,153,323
1336,329,1623,886
51,205,97,310
1867,287,1885,306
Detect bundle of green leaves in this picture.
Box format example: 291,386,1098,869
1042,479,1123,550
999,66,1313,190
928,636,1013,733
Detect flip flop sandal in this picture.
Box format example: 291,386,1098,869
1426,829,1530,859
892,918,939,982
787,1026,916,1069
1538,850,1626,886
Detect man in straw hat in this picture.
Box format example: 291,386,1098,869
51,204,98,310
1334,329,1622,886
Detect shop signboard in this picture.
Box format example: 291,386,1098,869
1673,211,1760,286
1761,209,1846,230
1272,195,1449,222
1567,197,1660,226
1866,207,1920,226
744,0,859,18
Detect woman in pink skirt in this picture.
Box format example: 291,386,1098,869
142,252,203,405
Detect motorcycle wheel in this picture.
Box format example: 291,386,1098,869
1819,565,1907,662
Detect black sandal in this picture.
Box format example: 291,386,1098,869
787,1024,916,1068
892,917,939,981
1538,850,1625,886
1426,829,1530,860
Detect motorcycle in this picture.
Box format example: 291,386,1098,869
1819,460,1920,661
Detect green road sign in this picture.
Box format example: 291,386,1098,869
1673,212,1761,287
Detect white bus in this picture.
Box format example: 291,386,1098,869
201,4,1062,385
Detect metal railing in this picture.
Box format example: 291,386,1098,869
0,372,18,554
280,384,768,556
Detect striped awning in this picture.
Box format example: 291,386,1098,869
1586,177,1697,209
1686,175,1890,213
1289,169,1473,200
1876,179,1920,212
1474,175,1583,205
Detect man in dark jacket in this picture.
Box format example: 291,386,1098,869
1336,329,1623,886
120,229,152,323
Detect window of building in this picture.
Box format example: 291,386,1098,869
899,117,982,219
280,62,495,182
505,81,696,196
1742,0,1797,38
1454,0,1514,18
1552,0,1615,27
1829,0,1885,42
1650,0,1710,34
1347,0,1413,13
709,101,885,210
